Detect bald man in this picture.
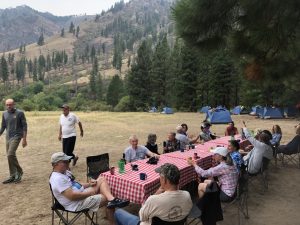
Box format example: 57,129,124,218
0,99,27,184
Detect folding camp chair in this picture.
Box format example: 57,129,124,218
222,173,249,225
86,153,109,181
151,216,187,225
281,145,300,168
248,157,270,193
50,184,97,225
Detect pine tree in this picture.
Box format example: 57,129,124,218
69,22,75,33
33,58,38,81
37,33,44,46
90,57,98,98
0,55,9,84
61,28,65,37
76,26,80,38
107,75,124,107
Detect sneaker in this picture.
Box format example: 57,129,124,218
2,176,15,184
107,198,130,209
14,173,22,183
73,156,79,166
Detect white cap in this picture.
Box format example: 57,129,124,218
51,152,72,163
212,147,228,157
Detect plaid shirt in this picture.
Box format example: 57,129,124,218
194,162,238,197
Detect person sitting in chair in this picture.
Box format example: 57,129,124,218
145,133,159,155
270,124,282,147
225,121,239,136
276,123,300,155
49,152,129,225
114,163,193,225
187,147,238,202
163,132,180,153
242,122,273,174
124,135,159,163
228,140,243,173
199,122,218,142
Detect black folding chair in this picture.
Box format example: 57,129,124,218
281,145,300,169
50,184,97,225
152,216,187,225
86,153,109,181
248,157,270,193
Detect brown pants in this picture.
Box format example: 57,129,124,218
6,138,23,177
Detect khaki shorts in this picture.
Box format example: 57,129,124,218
76,188,104,212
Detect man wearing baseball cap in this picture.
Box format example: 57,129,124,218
58,104,83,166
114,163,192,225
187,147,238,202
49,152,129,225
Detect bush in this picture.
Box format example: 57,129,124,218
114,96,131,112
21,99,35,111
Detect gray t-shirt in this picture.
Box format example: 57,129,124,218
124,145,151,162
243,128,273,174
175,133,189,150
0,109,27,140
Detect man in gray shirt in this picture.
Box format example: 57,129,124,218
0,99,27,184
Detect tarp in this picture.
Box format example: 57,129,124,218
161,107,174,114
206,108,232,124
231,106,250,115
199,106,211,113
260,107,283,119
148,107,157,113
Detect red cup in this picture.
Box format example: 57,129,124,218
193,153,198,159
110,166,115,175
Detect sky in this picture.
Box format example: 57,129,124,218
0,0,130,16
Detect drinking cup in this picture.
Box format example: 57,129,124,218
110,166,115,175
139,173,147,180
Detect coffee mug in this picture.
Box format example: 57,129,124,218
110,166,115,175
180,148,185,152
131,164,139,171
139,173,147,180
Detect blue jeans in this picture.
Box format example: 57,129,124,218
114,209,140,225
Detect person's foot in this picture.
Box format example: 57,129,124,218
107,198,130,209
14,172,23,183
2,176,15,184
73,156,79,166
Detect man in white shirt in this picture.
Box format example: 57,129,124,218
114,163,193,225
58,104,83,166
49,152,129,225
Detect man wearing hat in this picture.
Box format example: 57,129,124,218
49,152,129,225
114,163,192,225
58,104,83,166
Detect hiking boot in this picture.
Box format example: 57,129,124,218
14,172,23,183
2,176,15,184
107,198,130,209
73,156,79,166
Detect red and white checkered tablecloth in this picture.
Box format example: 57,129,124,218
101,155,201,204
206,135,250,150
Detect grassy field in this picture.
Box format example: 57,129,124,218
0,112,299,225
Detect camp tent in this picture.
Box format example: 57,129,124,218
231,106,250,115
148,107,157,113
199,106,211,113
250,106,263,116
206,108,232,124
161,107,174,114
260,107,283,119
283,106,297,117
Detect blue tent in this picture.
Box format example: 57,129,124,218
206,108,232,124
260,107,283,119
199,106,211,113
283,106,297,117
250,106,263,116
231,106,250,115
148,107,157,113
161,107,174,114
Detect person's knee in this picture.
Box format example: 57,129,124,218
114,208,125,222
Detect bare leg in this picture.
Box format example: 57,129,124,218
92,177,115,201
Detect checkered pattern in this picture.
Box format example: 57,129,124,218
101,138,249,204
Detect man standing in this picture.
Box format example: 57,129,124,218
0,99,27,184
114,163,193,225
58,104,83,166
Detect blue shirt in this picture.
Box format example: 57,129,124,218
270,133,282,146
230,151,243,172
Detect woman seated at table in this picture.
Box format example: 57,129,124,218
124,135,159,163
199,122,218,142
225,121,239,136
270,125,282,147
187,147,238,202
163,132,180,153
228,140,243,172
276,123,300,155
145,133,159,155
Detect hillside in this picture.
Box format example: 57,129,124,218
0,5,89,52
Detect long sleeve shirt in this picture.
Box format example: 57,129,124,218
242,128,273,174
194,162,238,197
270,133,282,146
0,109,27,140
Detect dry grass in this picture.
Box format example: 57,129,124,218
0,112,299,225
